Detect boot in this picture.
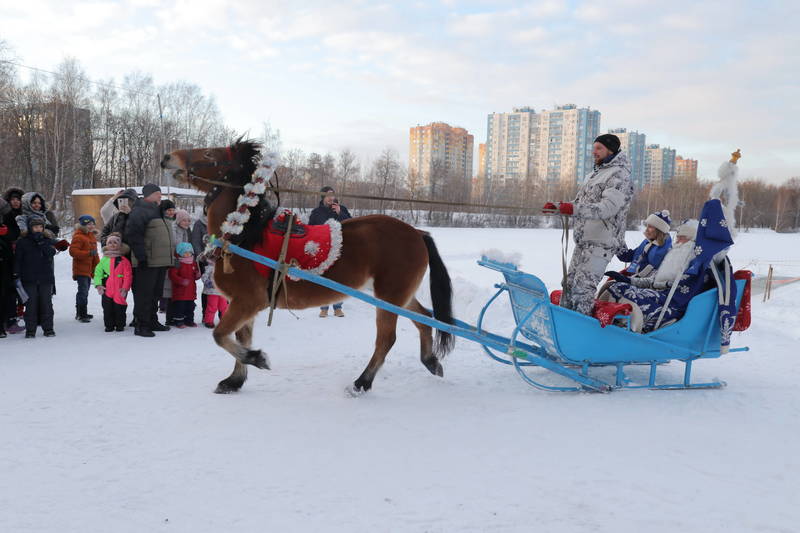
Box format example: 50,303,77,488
319,308,328,318
134,326,155,338
76,304,91,323
334,308,345,318
151,321,171,332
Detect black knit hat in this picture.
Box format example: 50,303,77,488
594,134,621,153
320,186,335,194
160,199,176,210
142,183,161,198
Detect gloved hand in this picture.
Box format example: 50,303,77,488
605,271,630,283
120,290,128,300
54,239,70,251
0,225,7,236
96,285,105,295
558,202,574,215
89,248,98,256
542,202,558,214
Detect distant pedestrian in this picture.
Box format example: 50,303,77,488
310,186,351,318
69,214,100,323
1,188,24,334
125,183,176,338
93,233,133,332
201,257,228,328
14,216,58,338
168,242,200,328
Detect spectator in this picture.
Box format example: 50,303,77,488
168,242,200,328
191,205,210,316
93,233,133,332
1,188,24,333
309,186,352,318
14,215,57,338
125,183,176,338
16,192,61,238
201,257,228,328
161,199,176,220
163,209,192,325
99,188,138,247
0,230,12,338
69,214,100,323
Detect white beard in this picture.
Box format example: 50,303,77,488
654,240,695,286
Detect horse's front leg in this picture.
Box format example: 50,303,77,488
214,318,256,394
212,301,270,371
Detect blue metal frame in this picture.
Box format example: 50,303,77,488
216,240,748,393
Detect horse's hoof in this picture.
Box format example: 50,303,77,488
214,379,241,394
423,357,444,377
345,383,368,397
243,349,271,370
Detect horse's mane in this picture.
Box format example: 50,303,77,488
228,138,276,249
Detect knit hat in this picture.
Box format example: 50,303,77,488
320,186,335,194
594,134,621,154
78,214,95,226
142,183,161,198
175,209,192,226
114,188,138,208
176,242,194,256
676,219,699,241
160,199,176,211
27,214,46,231
645,210,671,234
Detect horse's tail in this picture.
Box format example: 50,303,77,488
421,232,455,358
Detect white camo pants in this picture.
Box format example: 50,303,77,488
561,245,613,315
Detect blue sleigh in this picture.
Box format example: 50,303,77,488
468,257,748,392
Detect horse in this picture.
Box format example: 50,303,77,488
160,140,455,394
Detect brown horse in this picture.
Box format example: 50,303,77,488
161,140,455,394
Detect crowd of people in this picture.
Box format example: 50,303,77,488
0,183,228,339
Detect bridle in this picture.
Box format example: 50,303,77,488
181,146,280,207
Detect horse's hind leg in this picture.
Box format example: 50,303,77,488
406,298,442,377
213,301,269,371
352,308,398,394
215,318,255,394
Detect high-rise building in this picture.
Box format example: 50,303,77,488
674,156,698,181
644,144,676,186
484,104,600,191
485,107,539,187
477,143,487,180
409,122,474,190
536,104,601,186
608,127,646,189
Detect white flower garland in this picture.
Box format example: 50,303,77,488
220,152,280,239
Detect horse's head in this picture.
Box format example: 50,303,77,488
160,138,262,194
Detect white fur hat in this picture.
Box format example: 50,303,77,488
645,210,671,234
676,219,699,241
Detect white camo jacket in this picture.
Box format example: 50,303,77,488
572,151,634,252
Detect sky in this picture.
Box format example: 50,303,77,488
1,0,799,183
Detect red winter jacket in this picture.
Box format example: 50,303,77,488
168,260,201,301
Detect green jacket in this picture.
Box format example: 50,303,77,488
124,199,176,268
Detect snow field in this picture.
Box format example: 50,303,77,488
0,228,798,532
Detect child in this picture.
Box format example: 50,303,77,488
69,214,100,323
14,216,57,338
93,233,133,332
201,257,228,328
168,242,200,328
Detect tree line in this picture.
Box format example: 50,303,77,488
1,42,797,231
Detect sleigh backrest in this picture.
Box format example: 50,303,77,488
478,257,560,358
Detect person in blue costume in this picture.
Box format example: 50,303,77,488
617,210,672,279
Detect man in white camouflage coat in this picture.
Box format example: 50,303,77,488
558,134,634,315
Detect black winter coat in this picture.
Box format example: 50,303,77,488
14,232,56,285
308,201,352,225
100,211,129,246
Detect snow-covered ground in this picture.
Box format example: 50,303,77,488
1,228,799,532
